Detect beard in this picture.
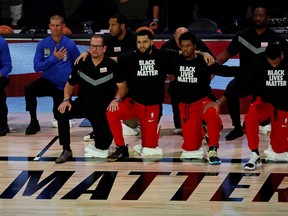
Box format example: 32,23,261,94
137,45,153,57
253,21,267,30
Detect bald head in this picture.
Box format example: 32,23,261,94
174,27,189,48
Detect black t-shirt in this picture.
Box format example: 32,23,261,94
227,27,288,66
172,55,238,103
105,30,137,57
68,55,125,108
249,57,288,111
117,47,175,105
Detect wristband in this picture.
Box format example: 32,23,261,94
216,100,221,105
153,18,159,22
114,98,122,102
63,98,70,102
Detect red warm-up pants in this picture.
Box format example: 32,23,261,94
106,97,161,148
244,97,288,153
179,97,222,151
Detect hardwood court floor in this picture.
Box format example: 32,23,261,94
0,113,287,216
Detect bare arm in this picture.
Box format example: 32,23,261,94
203,95,227,113
216,50,232,65
74,51,89,65
107,81,128,112
150,5,159,30
58,82,75,113
195,50,215,66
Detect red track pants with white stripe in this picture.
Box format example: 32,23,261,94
244,97,288,153
179,97,222,151
106,97,161,148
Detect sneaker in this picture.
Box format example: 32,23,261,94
107,145,129,162
83,131,95,142
133,144,143,154
172,128,182,135
122,123,140,136
244,152,262,170
207,147,221,165
55,150,73,164
25,120,40,135
259,124,271,134
141,146,163,156
225,127,243,141
0,125,10,136
50,119,75,128
264,144,288,162
84,144,109,158
180,146,206,159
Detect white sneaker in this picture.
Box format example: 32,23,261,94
141,146,163,156
180,146,206,159
172,128,182,135
50,119,75,128
244,152,262,170
133,144,143,154
122,123,140,136
264,144,288,162
259,124,271,134
84,144,109,158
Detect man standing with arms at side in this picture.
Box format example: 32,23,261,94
0,36,12,136
216,4,288,141
24,15,80,135
56,35,127,164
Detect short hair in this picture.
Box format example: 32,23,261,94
179,31,197,45
252,2,270,16
50,15,64,24
137,29,154,40
91,34,106,46
265,43,281,60
110,13,127,25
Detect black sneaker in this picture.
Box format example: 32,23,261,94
0,125,10,136
207,146,221,165
244,152,262,170
83,131,95,142
107,145,129,162
225,127,243,141
55,150,73,164
25,120,40,135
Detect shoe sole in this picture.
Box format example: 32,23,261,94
207,159,222,165
107,154,129,162
225,134,243,141
25,130,40,135
244,162,262,170
84,153,107,158
55,156,72,164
